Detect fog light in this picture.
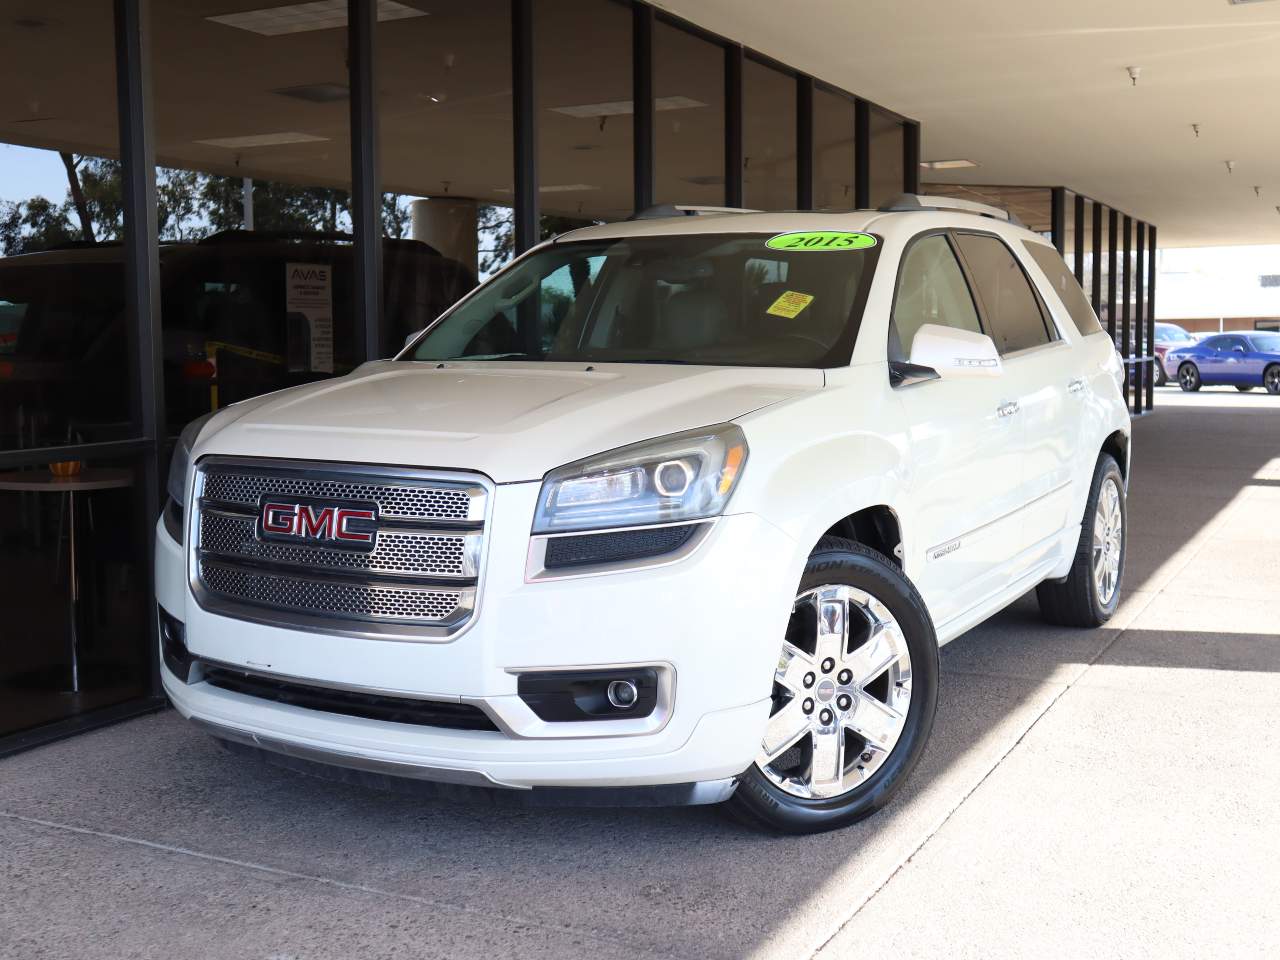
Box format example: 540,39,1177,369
606,679,639,709
517,668,659,722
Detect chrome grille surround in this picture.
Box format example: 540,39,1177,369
190,457,491,641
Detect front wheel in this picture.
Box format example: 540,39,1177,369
727,537,939,834
1266,365,1280,395
1179,363,1201,392
1154,362,1168,387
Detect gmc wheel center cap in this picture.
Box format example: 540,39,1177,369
816,678,837,703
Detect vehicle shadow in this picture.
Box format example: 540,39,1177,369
1,397,1278,960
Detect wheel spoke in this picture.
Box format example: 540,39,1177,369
847,693,903,751
760,699,810,762
813,589,849,666
775,641,814,693
809,727,845,796
844,613,904,688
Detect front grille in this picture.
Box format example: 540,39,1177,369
203,665,499,731
199,511,473,579
201,562,465,622
202,470,475,522
192,458,487,638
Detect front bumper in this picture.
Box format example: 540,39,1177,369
156,479,800,792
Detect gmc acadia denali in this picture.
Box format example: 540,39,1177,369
156,196,1131,833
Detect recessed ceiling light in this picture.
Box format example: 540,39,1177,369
274,83,349,103
208,0,425,37
1228,1,1276,6
919,159,979,171
196,132,329,148
551,95,707,119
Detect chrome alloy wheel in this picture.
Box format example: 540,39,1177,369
1092,476,1123,606
755,585,912,800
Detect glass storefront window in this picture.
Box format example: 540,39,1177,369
150,1,359,435
0,455,150,738
814,87,855,210
868,109,904,208
378,2,512,350
654,20,725,207
743,57,796,210
536,0,633,227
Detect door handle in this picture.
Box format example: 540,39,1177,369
1067,377,1086,394
997,400,1020,419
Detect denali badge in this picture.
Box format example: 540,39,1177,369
256,495,379,552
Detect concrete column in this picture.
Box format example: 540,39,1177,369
411,198,478,275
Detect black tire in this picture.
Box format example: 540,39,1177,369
1178,363,1201,392
1266,364,1280,396
1236,385,1254,392
725,537,939,834
1037,454,1126,628
1154,362,1168,387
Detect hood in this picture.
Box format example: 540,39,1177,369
199,360,822,482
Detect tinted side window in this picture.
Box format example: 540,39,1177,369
1222,336,1249,352
889,234,983,362
954,233,1052,354
1200,336,1227,352
1022,241,1103,337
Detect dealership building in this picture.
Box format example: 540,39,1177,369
0,0,1160,752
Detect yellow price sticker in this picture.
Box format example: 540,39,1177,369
766,291,815,319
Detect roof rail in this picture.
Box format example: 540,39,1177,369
877,193,1025,227
630,203,762,221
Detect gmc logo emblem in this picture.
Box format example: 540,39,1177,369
256,496,379,552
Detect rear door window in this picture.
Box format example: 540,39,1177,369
1021,241,1103,337
954,233,1054,355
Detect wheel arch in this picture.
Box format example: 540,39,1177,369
822,505,904,568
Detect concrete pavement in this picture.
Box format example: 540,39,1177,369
2,387,1278,959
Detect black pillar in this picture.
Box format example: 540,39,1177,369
724,46,744,208
632,2,654,212
348,0,381,360
114,0,164,694
903,121,921,195
511,0,538,252
1134,223,1146,414
854,99,870,208
1107,208,1119,342
796,75,813,209
1091,202,1103,316
1051,187,1066,256
1073,193,1086,285
1147,226,1158,410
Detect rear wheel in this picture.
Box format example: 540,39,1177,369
1154,362,1168,387
727,538,938,834
1178,363,1201,392
1037,454,1126,627
1266,364,1280,395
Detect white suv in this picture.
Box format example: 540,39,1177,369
156,196,1130,833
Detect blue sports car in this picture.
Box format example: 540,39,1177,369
1166,331,1280,395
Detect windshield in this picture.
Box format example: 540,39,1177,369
402,233,880,368
1249,333,1280,352
1156,323,1194,342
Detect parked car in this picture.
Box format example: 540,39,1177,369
158,198,1131,834
1166,331,1280,394
1153,321,1197,386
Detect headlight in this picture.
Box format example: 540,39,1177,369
532,424,748,534
167,412,216,507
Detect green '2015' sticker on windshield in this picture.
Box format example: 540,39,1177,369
765,231,877,251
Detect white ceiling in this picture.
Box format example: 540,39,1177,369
658,0,1280,248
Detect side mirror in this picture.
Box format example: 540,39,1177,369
909,323,1003,379
1232,345,1246,353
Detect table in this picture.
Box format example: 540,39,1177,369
0,468,135,693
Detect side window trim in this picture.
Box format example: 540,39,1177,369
886,228,988,366
951,228,1059,354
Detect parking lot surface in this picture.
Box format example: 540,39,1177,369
2,388,1277,960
